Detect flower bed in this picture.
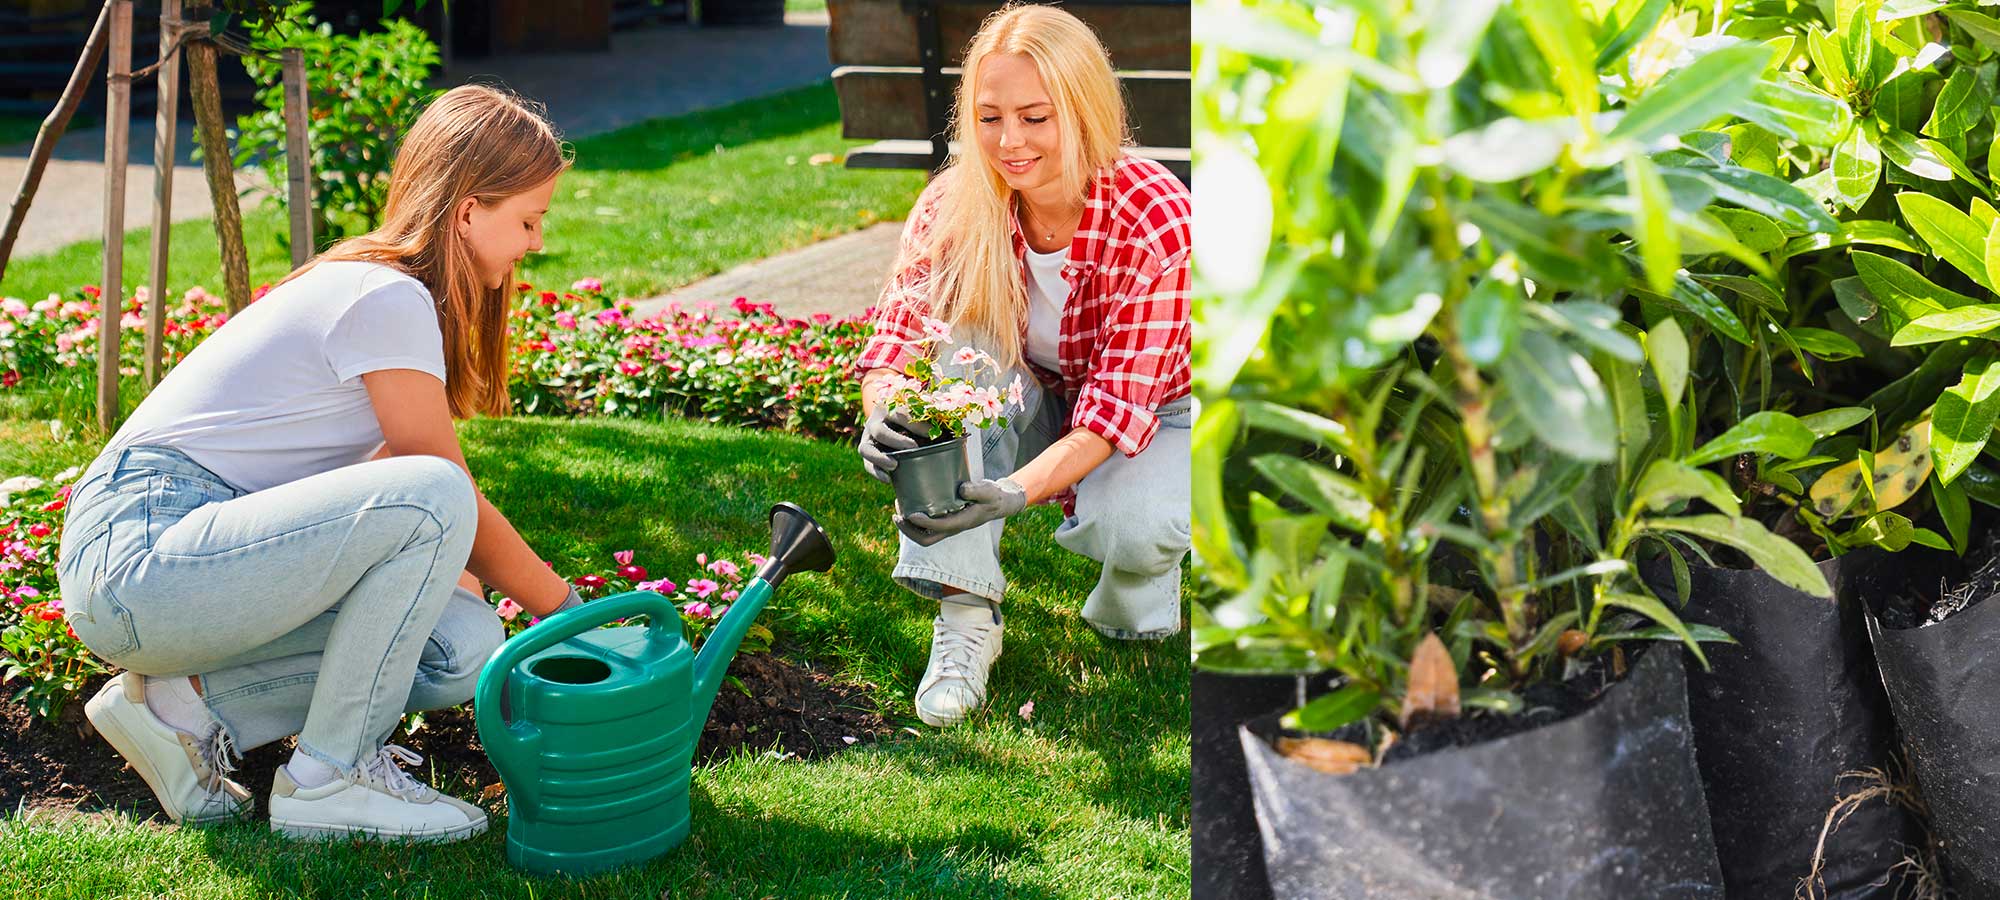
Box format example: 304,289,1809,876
0,277,872,438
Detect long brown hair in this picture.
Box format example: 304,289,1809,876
911,3,1129,367
279,84,570,417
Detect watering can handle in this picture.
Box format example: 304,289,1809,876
473,590,682,742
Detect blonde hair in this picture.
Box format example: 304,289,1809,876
912,3,1129,368
279,83,571,418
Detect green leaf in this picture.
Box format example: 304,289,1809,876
1912,527,1953,550
1896,193,1995,290
1600,590,1711,668
1648,316,1690,411
1282,683,1382,732
1519,0,1602,119
1798,406,1873,437
1851,250,1980,320
1689,411,1818,465
1611,43,1772,146
1733,78,1854,147
1936,474,1971,552
1891,305,2000,346
1712,209,1785,252
1855,511,1917,552
1626,154,1680,294
1946,9,2000,53
1833,127,1883,210
1925,65,1990,138
1497,330,1617,462
1457,276,1523,366
1932,354,2000,483
1651,271,1752,346
1251,455,1371,533
1440,117,1573,182
1783,220,1920,255
1692,273,1785,313
1880,128,1958,182
1645,515,1833,597
1595,0,1670,68
1788,327,1865,360
1807,26,1851,94
1463,198,1622,292
1632,458,1742,515
1534,301,1644,362
1986,218,2000,295
1669,165,1840,234
1880,0,1948,21
1416,0,1504,88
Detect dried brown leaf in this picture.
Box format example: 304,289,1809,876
1399,632,1461,729
1276,737,1373,775
480,782,507,801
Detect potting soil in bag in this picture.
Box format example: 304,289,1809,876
1240,646,1723,899
1639,557,1914,899
1192,670,1301,900
1854,543,2000,895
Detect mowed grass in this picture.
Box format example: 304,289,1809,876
0,82,923,302
0,414,1191,899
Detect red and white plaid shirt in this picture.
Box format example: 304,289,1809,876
859,153,1192,458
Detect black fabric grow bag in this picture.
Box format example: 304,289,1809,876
1192,670,1302,900
1239,646,1722,899
1855,548,2000,896
1639,558,1914,899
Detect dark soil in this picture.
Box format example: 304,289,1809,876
1881,525,2000,630
0,651,891,821
1305,648,1634,764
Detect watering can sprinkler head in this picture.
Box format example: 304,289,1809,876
754,502,835,588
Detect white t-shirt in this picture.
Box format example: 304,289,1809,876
1024,246,1071,371
106,261,448,493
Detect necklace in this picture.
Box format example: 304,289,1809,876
1021,199,1082,247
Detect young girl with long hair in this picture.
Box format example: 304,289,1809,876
59,84,582,841
854,4,1192,727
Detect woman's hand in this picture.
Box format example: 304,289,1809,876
362,368,573,615
897,478,1027,545
1011,426,1114,505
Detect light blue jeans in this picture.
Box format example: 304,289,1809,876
892,347,1193,638
57,445,500,772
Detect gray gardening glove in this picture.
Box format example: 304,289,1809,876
858,406,924,483
897,478,1028,546
553,586,586,614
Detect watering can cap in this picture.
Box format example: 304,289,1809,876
758,503,835,588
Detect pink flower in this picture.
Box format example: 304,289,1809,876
14,585,38,600
712,604,730,618
720,590,739,602
572,277,602,292
952,346,990,366
553,311,578,330
683,600,713,619
696,553,708,566
636,578,677,594
746,552,770,569
920,316,951,343
614,549,635,566
618,361,644,376
26,523,50,538
687,578,719,598
706,558,740,579
496,598,523,620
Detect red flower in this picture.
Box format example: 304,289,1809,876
540,291,559,307
26,523,51,538
0,370,18,389
616,564,647,581
41,499,64,513
516,281,534,292
575,574,608,589
81,285,101,299
252,283,273,301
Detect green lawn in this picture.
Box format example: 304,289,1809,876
0,83,923,302
0,414,1191,899
0,114,45,148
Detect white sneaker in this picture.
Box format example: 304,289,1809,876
915,598,1003,727
83,672,251,825
268,744,487,843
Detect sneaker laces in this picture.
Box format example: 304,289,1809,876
356,744,434,802
930,618,997,683
195,724,238,792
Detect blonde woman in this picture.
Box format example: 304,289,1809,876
58,85,581,841
855,4,1192,727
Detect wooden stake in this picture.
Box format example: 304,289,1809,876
0,1,112,281
281,46,312,268
100,0,133,434
145,0,183,387
185,1,251,313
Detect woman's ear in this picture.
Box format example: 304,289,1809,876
454,196,480,239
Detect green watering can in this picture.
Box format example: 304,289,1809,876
473,503,836,876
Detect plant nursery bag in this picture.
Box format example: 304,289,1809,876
1191,670,1299,900
1640,557,1914,899
1239,646,1723,899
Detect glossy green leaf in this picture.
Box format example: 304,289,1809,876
1458,276,1523,366
1611,43,1771,146
1855,511,1917,552
1946,9,2000,53
1250,455,1372,533
1282,683,1382,732
1496,330,1617,462
1626,154,1679,294
1712,209,1785,252
1932,354,2000,484
1799,406,1873,437
1934,475,1971,552
1652,271,1752,346
1534,302,1644,362
1518,0,1601,118
1782,220,1920,255
1600,591,1709,668
1595,0,1671,69
1896,193,1995,290
1788,327,1865,360
1632,458,1741,516
1693,274,1785,313
1648,316,1690,411
1416,0,1504,88
1851,250,1979,320
1669,165,1839,234
1645,515,1833,597
1463,198,1622,292
1891,305,2000,346
1925,65,1990,138
1732,78,1854,147
1880,129,1957,182
1833,127,1882,210
1688,411,1818,465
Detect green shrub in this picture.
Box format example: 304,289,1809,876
233,3,441,248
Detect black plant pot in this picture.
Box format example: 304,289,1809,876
1240,647,1724,899
1855,548,2000,895
887,436,970,518
1639,557,1914,899
1192,670,1308,900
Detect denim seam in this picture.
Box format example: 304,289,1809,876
140,501,451,562
893,562,1005,602
350,507,452,764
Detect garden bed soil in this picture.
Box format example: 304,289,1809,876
0,651,890,820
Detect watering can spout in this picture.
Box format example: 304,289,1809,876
693,503,836,721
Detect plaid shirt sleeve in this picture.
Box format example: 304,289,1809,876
1071,185,1192,457
857,178,949,375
